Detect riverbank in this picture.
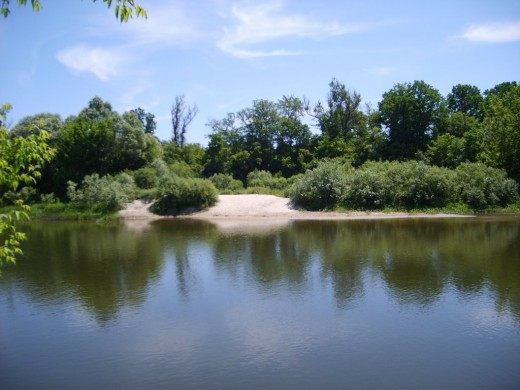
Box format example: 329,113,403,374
4,195,519,223
0,203,119,221
119,195,477,221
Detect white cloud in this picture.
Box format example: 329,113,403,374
217,0,366,58
57,3,200,81
459,21,520,43
56,45,126,80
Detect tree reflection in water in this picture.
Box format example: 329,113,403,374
1,217,518,323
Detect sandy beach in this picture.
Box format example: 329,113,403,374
119,194,473,221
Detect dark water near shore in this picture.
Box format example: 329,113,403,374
1,217,519,389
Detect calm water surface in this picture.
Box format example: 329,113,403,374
1,217,519,389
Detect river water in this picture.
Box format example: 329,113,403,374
1,217,519,389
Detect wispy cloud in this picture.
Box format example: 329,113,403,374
56,45,127,80
217,0,367,58
57,3,200,81
458,21,520,43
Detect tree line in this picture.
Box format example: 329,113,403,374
204,79,519,183
1,79,518,209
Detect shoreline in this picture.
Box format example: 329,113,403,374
119,195,477,221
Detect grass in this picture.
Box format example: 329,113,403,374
3,198,519,222
333,201,520,215
1,202,120,221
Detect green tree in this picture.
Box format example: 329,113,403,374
447,84,484,119
130,107,156,134
204,97,313,178
443,111,481,138
78,96,118,122
379,80,445,159
480,84,520,183
113,111,147,171
274,96,313,175
484,81,518,99
420,133,466,168
49,99,150,193
10,113,62,138
311,78,365,140
203,132,232,177
1,0,147,22
51,117,116,192
1,104,54,271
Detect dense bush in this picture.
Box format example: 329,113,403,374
453,163,518,209
0,186,38,206
132,167,157,189
169,161,197,178
67,173,136,212
152,176,218,215
40,192,58,204
209,173,244,192
378,161,453,209
290,161,348,210
292,160,519,211
246,170,288,190
341,161,454,210
342,169,389,209
151,158,170,178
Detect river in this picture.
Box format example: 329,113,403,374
1,217,519,388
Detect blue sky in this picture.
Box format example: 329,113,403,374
1,0,519,144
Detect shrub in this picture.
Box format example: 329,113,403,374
342,169,389,210
209,173,244,192
0,186,38,206
246,170,288,190
169,161,197,178
152,177,218,215
346,161,455,209
40,192,58,204
453,163,518,209
67,173,136,212
385,161,453,209
151,158,170,179
133,167,158,189
290,161,348,210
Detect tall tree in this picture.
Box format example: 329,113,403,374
48,99,149,194
78,96,117,122
171,95,198,147
484,81,518,99
447,84,484,119
379,80,445,159
10,113,62,138
311,78,364,140
480,84,520,183
130,107,156,134
274,96,313,175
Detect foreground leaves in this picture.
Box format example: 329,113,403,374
0,105,55,272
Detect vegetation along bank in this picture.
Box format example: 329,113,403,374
1,80,519,221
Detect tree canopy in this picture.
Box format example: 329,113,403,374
379,81,445,159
